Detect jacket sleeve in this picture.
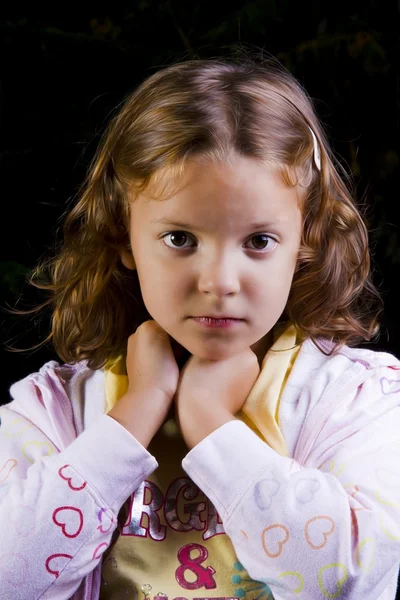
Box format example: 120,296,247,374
182,366,400,599
0,407,158,600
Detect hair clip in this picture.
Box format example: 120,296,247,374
308,126,321,171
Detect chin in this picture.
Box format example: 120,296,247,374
193,343,241,361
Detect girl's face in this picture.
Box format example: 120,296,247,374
122,156,303,362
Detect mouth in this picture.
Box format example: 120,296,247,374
192,315,243,320
191,316,244,328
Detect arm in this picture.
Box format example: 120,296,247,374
0,406,158,600
181,371,400,599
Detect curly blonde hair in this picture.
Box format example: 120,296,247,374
21,53,382,368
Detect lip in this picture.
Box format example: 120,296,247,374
191,316,244,329
192,315,243,319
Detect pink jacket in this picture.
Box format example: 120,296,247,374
1,337,400,599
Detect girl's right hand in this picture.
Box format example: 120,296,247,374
125,320,181,402
108,320,189,447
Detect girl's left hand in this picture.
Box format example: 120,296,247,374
174,348,260,448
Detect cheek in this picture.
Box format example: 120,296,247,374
138,270,178,315
256,263,295,308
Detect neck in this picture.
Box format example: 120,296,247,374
251,330,274,367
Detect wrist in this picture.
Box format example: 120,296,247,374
108,392,164,449
180,405,236,449
108,408,153,449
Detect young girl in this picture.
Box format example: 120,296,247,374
1,54,400,600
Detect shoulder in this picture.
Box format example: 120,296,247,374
300,336,400,370
4,360,105,435
303,342,400,463
8,359,92,402
297,337,400,403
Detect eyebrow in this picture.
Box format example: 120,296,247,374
149,217,278,231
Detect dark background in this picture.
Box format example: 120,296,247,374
1,0,400,403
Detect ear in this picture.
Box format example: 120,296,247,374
120,249,136,270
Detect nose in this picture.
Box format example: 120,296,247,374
197,253,241,296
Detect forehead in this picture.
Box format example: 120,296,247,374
131,157,303,228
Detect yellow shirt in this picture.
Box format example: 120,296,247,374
100,323,299,599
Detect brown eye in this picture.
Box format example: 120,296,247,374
162,231,278,253
247,235,277,252
162,232,194,248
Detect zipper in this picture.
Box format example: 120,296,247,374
294,365,372,465
85,571,93,600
